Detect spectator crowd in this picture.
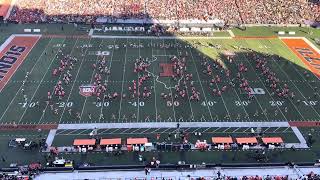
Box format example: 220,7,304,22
6,0,319,24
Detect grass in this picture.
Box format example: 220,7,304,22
0,24,320,167
1,37,320,124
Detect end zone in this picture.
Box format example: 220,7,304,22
0,34,40,92
280,37,320,78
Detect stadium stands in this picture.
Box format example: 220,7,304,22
6,0,320,24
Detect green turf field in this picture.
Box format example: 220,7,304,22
0,25,320,167
0,37,320,125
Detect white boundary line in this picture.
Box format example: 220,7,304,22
227,30,235,38
57,121,290,130
91,35,232,40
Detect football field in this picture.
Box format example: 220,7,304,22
0,35,320,126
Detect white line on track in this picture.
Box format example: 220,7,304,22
38,38,79,124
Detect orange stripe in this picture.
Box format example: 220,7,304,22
0,0,12,17
281,38,320,78
0,36,40,92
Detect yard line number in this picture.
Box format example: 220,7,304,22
269,101,284,106
129,101,145,107
95,102,110,107
235,100,250,106
167,101,180,107
302,100,318,106
56,102,73,108
201,101,217,107
19,101,39,108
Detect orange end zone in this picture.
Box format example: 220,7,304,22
0,36,40,92
281,38,320,78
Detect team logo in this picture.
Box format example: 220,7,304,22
79,85,96,97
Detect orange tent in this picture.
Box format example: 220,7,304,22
73,139,96,146
262,137,283,144
212,137,233,144
0,0,12,17
236,137,258,144
100,138,121,145
127,138,148,145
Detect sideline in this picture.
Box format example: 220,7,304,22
34,166,320,180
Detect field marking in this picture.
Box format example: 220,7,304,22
230,42,269,122
272,127,281,132
227,30,235,38
79,39,104,122
222,127,231,132
232,127,240,133
265,40,320,120
117,39,129,123
38,38,79,124
174,39,195,121
162,39,177,122
188,48,215,121
99,39,116,123
58,38,92,123
0,36,41,92
45,129,57,147
57,121,290,130
0,36,44,123
236,40,288,122
137,39,141,122
18,38,61,123
91,35,232,40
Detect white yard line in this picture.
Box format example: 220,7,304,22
273,39,320,119
0,36,43,122
58,38,92,123
38,38,79,124
236,41,288,122
232,127,241,133
117,39,129,122
79,39,104,122
150,40,159,122
267,47,320,120
12,37,53,123
272,127,281,132
223,127,231,132
45,129,57,147
137,39,141,122
91,35,232,40
98,39,116,122
227,30,235,38
174,39,195,121
162,39,177,122
188,48,215,121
